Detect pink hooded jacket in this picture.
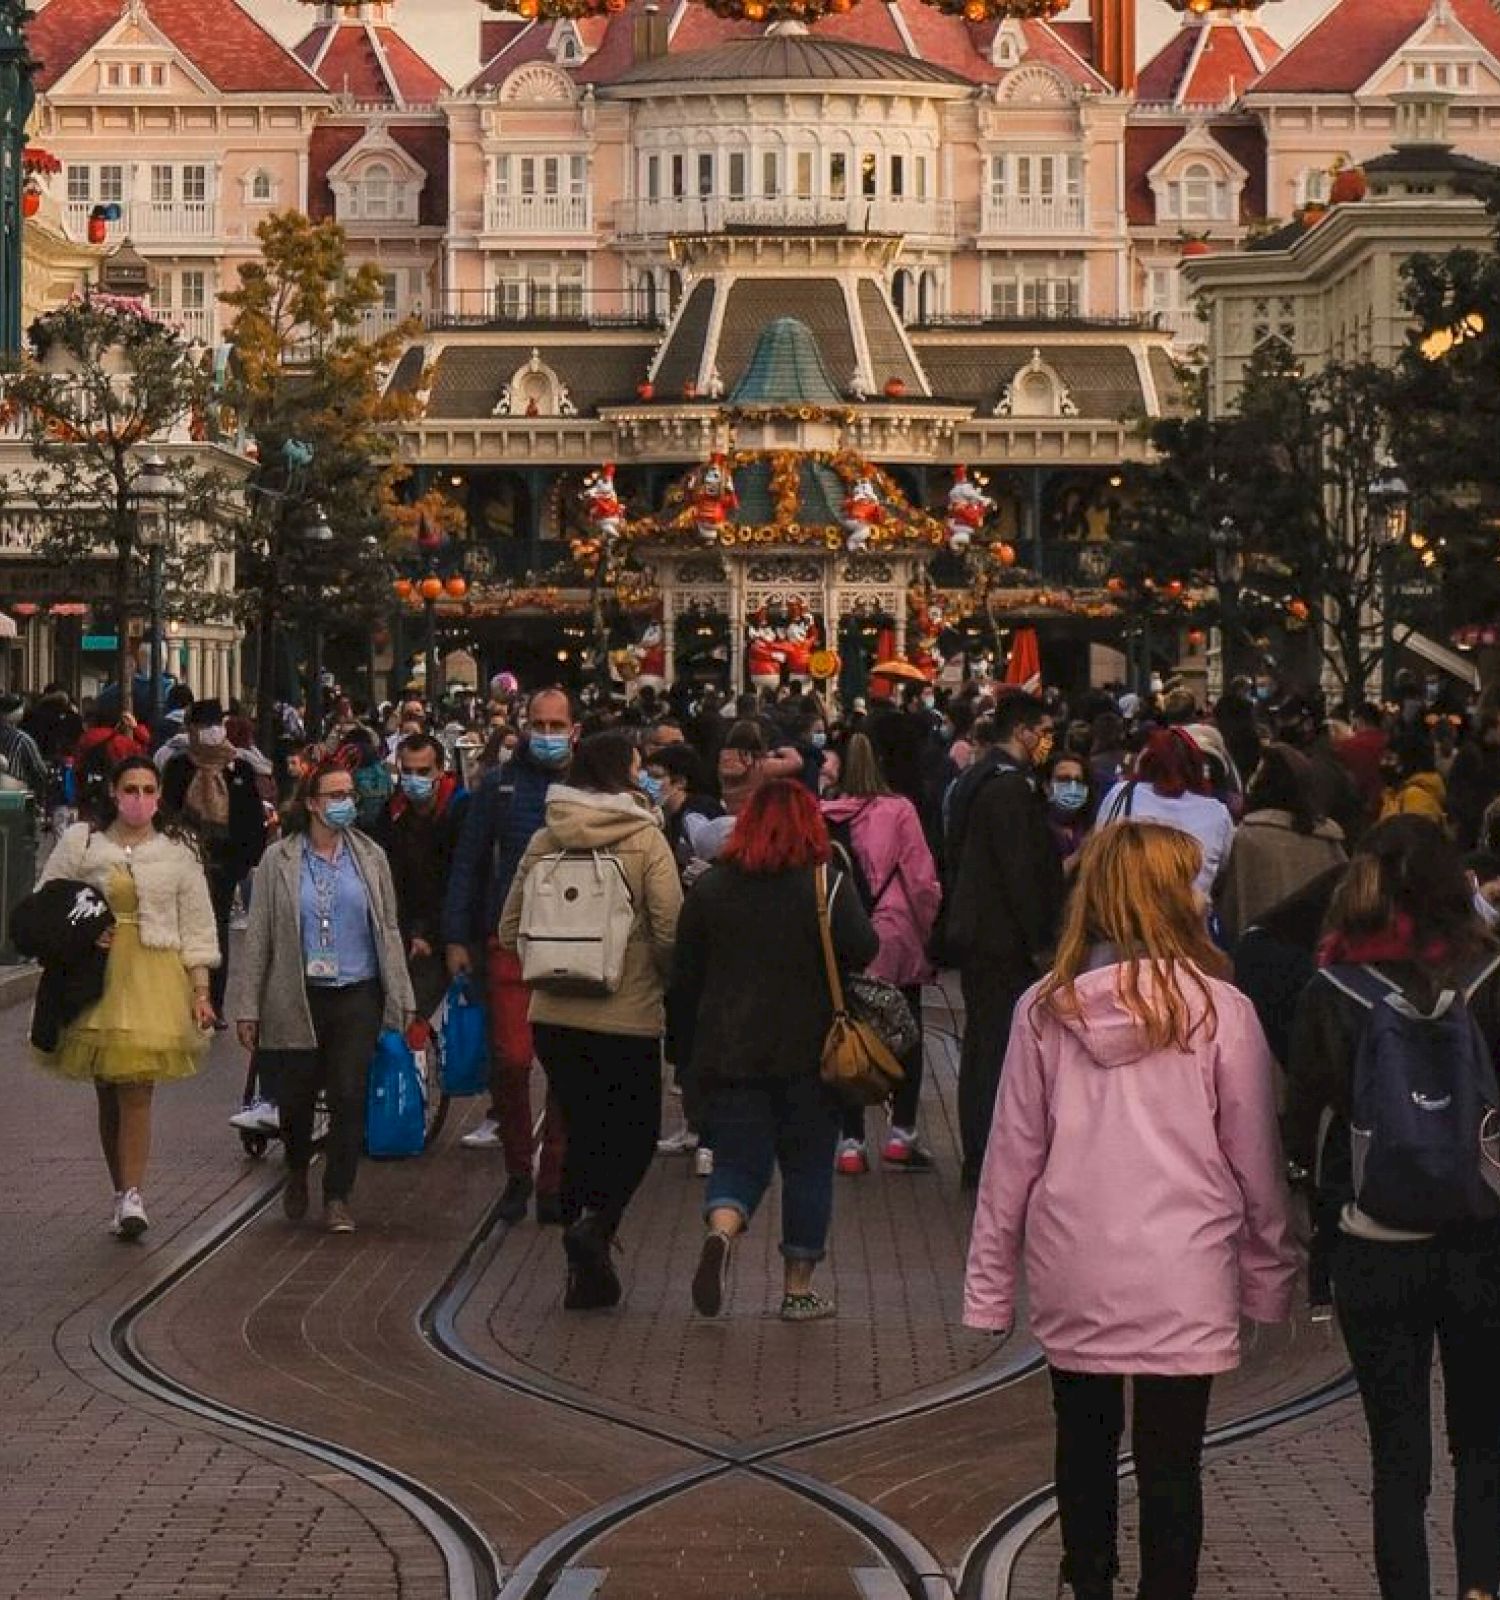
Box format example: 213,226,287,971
822,794,941,987
963,964,1296,1375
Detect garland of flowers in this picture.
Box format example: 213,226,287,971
627,448,949,552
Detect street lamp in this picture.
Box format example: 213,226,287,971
1209,516,1244,691
130,449,181,725
1369,461,1411,703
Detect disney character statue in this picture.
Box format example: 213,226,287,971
583,462,625,544
781,600,820,687
747,610,786,693
633,619,666,694
692,452,738,545
841,475,885,554
910,593,946,681
945,464,994,554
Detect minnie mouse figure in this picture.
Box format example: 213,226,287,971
583,462,625,544
692,452,738,545
944,464,993,554
841,475,885,553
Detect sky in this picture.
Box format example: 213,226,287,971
251,0,1337,87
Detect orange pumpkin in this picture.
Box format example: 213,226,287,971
995,542,1017,568
392,578,413,601
444,574,468,600
419,575,444,603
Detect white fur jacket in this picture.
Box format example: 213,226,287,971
39,824,221,971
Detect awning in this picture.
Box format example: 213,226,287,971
1394,624,1480,690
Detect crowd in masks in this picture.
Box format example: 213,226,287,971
14,655,1500,1600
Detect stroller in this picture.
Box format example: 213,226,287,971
234,1030,451,1160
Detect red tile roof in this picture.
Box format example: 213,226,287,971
30,0,325,94
1124,120,1267,226
1138,17,1280,107
296,18,449,106
307,120,448,227
1250,0,1500,95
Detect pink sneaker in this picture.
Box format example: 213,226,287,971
835,1138,868,1176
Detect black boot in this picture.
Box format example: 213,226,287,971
562,1211,621,1310
497,1173,533,1224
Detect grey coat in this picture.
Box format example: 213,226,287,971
227,830,416,1051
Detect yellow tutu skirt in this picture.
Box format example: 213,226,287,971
40,868,208,1085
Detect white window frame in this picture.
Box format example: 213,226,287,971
988,258,1083,321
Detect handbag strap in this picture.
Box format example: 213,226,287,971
814,864,848,1018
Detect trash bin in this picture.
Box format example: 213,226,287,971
0,793,39,965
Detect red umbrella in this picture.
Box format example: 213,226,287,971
1004,628,1042,694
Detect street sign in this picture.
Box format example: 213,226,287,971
81,634,119,651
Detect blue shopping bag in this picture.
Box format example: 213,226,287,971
365,1029,426,1158
441,976,489,1097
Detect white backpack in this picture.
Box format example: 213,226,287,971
517,849,636,995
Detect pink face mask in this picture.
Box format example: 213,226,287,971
117,793,158,829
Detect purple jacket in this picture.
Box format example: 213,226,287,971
964,964,1296,1375
822,794,941,988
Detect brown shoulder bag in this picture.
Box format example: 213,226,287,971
815,863,905,1107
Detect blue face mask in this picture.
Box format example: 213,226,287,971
321,796,357,830
811,731,827,750
1050,780,1088,814
639,772,664,804
400,774,436,805
530,732,571,768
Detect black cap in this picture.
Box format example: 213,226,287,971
187,698,225,727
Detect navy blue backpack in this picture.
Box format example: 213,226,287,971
1322,957,1500,1232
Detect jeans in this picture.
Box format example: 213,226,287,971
1049,1367,1215,1600
484,940,565,1192
842,983,924,1141
706,1074,840,1261
280,981,384,1202
958,961,1033,1183
533,1024,661,1235
1332,1228,1500,1600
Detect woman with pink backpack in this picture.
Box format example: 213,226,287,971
822,733,942,1173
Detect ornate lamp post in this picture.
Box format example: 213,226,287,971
130,451,182,727
1,0,36,359
1369,461,1411,703
1209,516,1244,691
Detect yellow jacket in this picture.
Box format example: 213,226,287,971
1378,771,1448,826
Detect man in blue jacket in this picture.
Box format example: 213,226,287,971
443,687,577,1224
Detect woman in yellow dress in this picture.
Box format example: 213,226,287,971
37,756,220,1238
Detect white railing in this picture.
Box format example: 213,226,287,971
981,196,1087,235
614,193,955,238
160,307,217,346
63,199,218,243
484,193,593,235
358,307,408,340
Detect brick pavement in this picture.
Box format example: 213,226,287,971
2,967,1452,1600
0,1005,448,1599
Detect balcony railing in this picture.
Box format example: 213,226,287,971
484,193,593,235
427,287,665,331
159,307,217,346
981,196,1087,235
63,200,218,243
614,194,955,239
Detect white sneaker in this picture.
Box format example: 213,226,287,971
117,1188,148,1241
694,1146,714,1177
109,1192,123,1236
461,1117,503,1149
657,1127,700,1155
229,1098,279,1133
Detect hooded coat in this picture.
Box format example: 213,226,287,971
498,785,682,1037
963,963,1296,1375
821,793,941,987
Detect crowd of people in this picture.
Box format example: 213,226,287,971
12,660,1500,1600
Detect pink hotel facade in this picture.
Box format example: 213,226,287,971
22,0,1500,351
14,0,1500,694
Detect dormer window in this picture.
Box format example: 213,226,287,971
100,57,170,91
1408,58,1475,91
992,20,1025,70
329,141,423,226
361,163,393,219
550,22,588,66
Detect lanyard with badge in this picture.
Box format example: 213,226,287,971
303,839,340,982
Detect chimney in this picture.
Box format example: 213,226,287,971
633,2,669,62
1092,0,1136,95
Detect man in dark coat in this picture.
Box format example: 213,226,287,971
944,692,1065,1187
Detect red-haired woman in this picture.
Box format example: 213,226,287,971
1099,728,1235,897
671,779,877,1321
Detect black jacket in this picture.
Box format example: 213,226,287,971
13,878,114,1052
160,751,267,881
669,861,877,1086
944,758,1064,975
372,779,471,948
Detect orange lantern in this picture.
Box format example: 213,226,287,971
444,574,468,600
1165,579,1184,600
1186,628,1207,651
1288,599,1310,622
392,577,413,601
419,575,444,603
87,213,107,245
1106,576,1127,595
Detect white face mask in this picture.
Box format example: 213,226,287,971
196,724,228,747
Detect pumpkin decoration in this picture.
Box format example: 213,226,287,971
392,578,413,601
1329,167,1367,206
444,574,469,600
419,575,445,603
